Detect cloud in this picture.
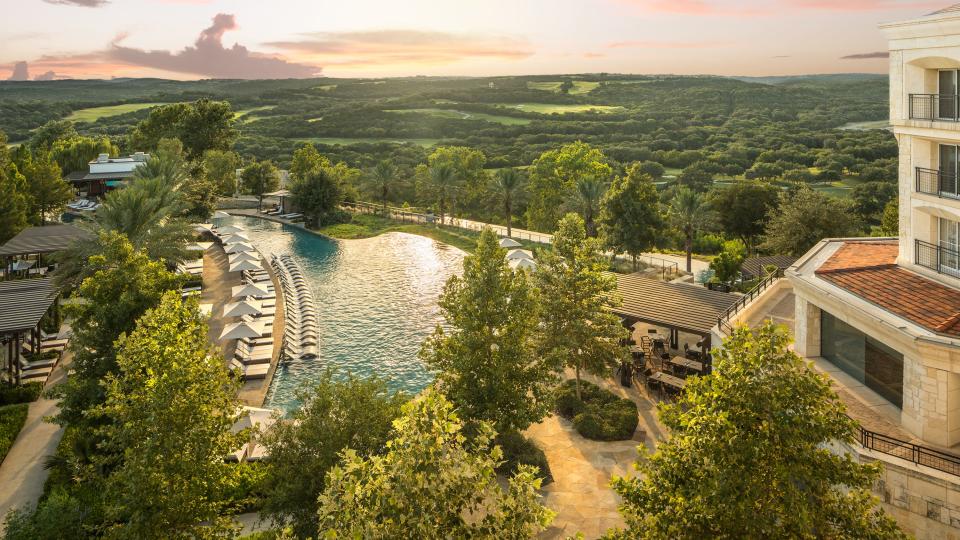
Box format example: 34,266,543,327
787,0,942,11
264,29,533,68
35,71,58,81
105,13,320,78
616,0,939,16
841,51,889,59
584,52,606,59
7,61,29,81
43,0,108,6
608,39,730,49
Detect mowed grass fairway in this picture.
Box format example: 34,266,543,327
234,105,276,121
385,108,532,125
66,102,166,122
298,137,445,147
527,81,600,95
494,103,623,114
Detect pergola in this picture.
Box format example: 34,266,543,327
0,278,58,385
264,190,292,213
612,273,737,359
0,225,91,280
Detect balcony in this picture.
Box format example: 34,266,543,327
916,239,960,278
909,93,960,121
915,167,960,199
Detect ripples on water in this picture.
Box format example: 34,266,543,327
228,217,464,412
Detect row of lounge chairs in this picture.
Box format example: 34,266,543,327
66,199,100,211
177,258,204,278
261,207,303,220
270,254,319,361
19,330,70,385
229,268,276,380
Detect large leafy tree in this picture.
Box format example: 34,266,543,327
28,120,78,151
50,135,118,175
259,371,406,538
202,149,241,196
494,168,524,237
289,167,344,227
290,143,331,182
130,99,237,159
23,150,73,225
421,229,553,436
568,176,607,237
536,213,628,399
599,163,662,270
668,187,709,273
240,159,280,211
852,180,898,223
608,323,905,539
526,141,611,232
762,186,863,256
53,232,184,449
709,180,779,254
418,146,487,218
94,292,241,539
317,390,555,538
0,133,29,243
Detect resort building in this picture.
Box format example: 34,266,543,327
712,6,960,538
67,151,149,197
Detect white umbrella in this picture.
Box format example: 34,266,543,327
499,237,522,248
217,225,246,234
229,259,264,272
505,249,533,261
194,223,213,233
223,299,262,317
213,211,231,220
224,242,255,254
11,260,35,271
509,258,538,272
221,232,250,243
232,283,271,299
219,320,264,340
229,251,259,263
187,242,213,252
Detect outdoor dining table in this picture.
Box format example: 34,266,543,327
651,371,686,390
669,356,703,373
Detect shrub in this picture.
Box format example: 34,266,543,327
0,382,44,406
0,403,29,464
224,461,268,514
495,429,552,483
555,380,639,441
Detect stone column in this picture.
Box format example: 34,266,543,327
793,295,821,358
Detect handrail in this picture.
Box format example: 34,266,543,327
856,422,960,478
916,239,960,277
915,166,960,199
909,93,960,122
716,268,784,334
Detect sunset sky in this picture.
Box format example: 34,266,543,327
0,0,950,81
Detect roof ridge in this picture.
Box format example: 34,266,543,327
936,311,960,333
815,263,897,275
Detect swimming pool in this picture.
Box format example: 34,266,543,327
227,216,464,411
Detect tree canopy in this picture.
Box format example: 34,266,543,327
600,163,662,270
526,141,611,232
762,186,862,255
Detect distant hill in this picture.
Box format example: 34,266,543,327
729,73,887,85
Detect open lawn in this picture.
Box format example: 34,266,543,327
298,137,444,147
838,120,890,131
0,403,29,465
495,103,623,115
234,105,276,121
385,108,532,125
526,81,600,95
66,102,165,122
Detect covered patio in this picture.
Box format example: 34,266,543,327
0,278,60,385
0,225,91,280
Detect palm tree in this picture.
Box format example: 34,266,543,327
429,163,458,226
369,160,397,213
669,187,708,273
495,168,524,237
569,176,607,237
132,151,189,187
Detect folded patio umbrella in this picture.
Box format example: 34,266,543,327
217,225,246,234
229,251,260,263
187,242,214,251
219,320,265,340
213,211,231,220
223,299,262,317
505,248,534,261
499,237,522,248
224,242,256,254
509,258,538,272
229,259,264,272
220,232,250,244
232,283,271,299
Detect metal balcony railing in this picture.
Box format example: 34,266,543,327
915,167,960,199
909,94,960,121
858,425,960,477
916,239,960,277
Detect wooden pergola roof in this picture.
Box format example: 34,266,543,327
612,273,737,336
0,225,91,257
0,278,57,334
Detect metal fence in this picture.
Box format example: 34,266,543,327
716,268,783,334
916,239,960,277
859,426,960,478
909,93,960,121
916,167,960,199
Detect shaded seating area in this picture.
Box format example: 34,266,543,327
0,225,92,281
612,273,737,400
0,278,67,386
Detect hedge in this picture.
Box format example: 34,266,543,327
554,379,639,441
0,382,44,406
495,429,552,484
0,403,30,465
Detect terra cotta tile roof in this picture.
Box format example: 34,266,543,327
815,241,960,337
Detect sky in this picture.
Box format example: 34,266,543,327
0,0,951,81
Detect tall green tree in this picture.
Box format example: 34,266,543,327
368,159,397,212
290,143,330,182
676,162,714,192
600,163,662,271
569,176,607,237
526,141,611,232
131,138,189,186
427,162,458,225
0,162,29,244
94,292,241,539
260,371,406,538
421,229,552,436
762,186,863,256
709,180,779,254
240,160,280,211
317,390,555,538
536,213,628,399
709,239,746,284
23,150,73,225
289,167,343,227
53,232,184,449
130,99,236,160
202,149,241,196
608,323,905,539
880,198,899,236
494,168,524,237
29,120,78,151
669,187,709,273
51,135,118,175
418,146,487,218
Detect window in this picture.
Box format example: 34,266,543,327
821,311,903,409
940,70,959,120
941,217,960,276
939,144,960,196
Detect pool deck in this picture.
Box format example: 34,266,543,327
201,237,285,407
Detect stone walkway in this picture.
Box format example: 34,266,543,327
528,372,667,539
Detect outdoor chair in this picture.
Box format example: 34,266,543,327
646,375,661,394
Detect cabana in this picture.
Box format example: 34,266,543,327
0,225,91,280
0,278,58,384
263,190,292,214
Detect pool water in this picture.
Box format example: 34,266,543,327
228,217,464,411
